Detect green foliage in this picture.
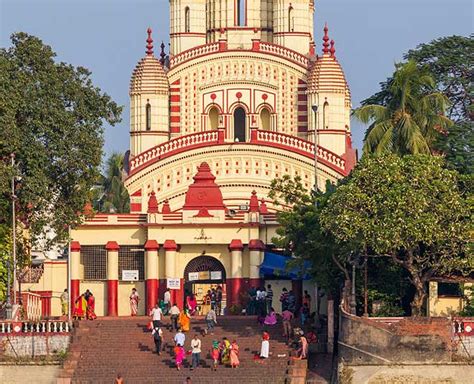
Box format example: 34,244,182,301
367,289,405,317
359,35,473,173
0,32,122,248
93,152,130,213
320,154,472,315
0,224,12,302
459,286,474,317
355,61,452,155
269,176,350,295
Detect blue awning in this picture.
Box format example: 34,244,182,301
259,252,311,280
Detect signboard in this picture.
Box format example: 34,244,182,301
188,272,199,281
211,271,222,280
167,278,181,290
122,270,139,281
198,271,210,280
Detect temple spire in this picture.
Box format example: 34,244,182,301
159,41,166,65
330,39,336,57
322,23,330,55
146,27,153,56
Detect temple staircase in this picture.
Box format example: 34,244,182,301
58,316,299,384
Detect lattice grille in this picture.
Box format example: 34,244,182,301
81,246,106,280
119,246,145,281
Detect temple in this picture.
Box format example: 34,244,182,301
22,0,356,316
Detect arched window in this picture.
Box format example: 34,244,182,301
208,107,219,130
288,6,294,32
185,7,190,33
323,102,329,129
236,0,246,26
260,108,271,131
146,103,151,131
234,107,246,142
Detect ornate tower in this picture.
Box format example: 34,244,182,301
273,0,315,55
170,0,207,56
307,24,351,156
129,29,170,157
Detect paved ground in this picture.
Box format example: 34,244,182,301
0,365,59,384
306,353,333,383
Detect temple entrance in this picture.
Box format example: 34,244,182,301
233,107,246,142
183,256,227,315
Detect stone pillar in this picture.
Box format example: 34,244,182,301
106,241,120,317
248,239,265,289
144,240,160,313
164,240,180,306
228,239,244,306
70,241,81,311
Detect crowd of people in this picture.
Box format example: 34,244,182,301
72,289,97,320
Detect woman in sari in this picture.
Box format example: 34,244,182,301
230,340,240,368
129,288,140,316
86,292,97,320
210,340,220,371
73,294,87,320
220,337,231,365
179,309,191,332
174,344,185,371
186,293,198,316
264,308,277,326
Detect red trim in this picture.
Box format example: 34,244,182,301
131,189,142,197
170,116,181,123
107,280,118,317
70,241,81,252
170,95,181,103
144,240,160,251
130,203,141,212
146,279,159,312
229,239,243,251
163,239,178,251
105,241,120,251
171,279,184,308
249,239,265,251
71,280,80,313
170,127,180,133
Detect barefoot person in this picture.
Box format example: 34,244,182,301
152,326,163,355
260,331,270,359
230,340,240,368
210,340,220,371
129,288,140,316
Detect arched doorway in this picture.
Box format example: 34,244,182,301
208,107,219,130
233,107,246,142
260,108,271,131
183,256,227,315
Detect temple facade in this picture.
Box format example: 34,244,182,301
23,0,356,317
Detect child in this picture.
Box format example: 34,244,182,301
211,340,220,371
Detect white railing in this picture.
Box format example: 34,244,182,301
170,42,220,68
0,320,70,334
21,292,42,321
256,130,346,171
259,42,309,67
130,130,220,174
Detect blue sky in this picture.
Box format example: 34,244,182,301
1,0,472,160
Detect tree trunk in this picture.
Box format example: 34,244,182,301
411,276,426,316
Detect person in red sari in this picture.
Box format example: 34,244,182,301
186,293,198,316
74,294,87,320
86,292,97,320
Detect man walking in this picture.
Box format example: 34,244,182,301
164,289,171,314
190,334,201,370
205,307,217,334
169,304,180,331
174,328,186,347
149,303,163,328
281,308,294,342
152,326,163,355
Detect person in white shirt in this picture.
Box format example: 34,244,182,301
174,328,186,347
149,303,163,328
152,327,163,355
190,334,202,370
169,304,181,331
164,289,171,313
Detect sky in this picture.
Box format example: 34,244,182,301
1,0,472,161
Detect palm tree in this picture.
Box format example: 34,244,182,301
99,153,130,213
354,61,452,155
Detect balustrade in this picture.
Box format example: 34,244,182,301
0,320,70,334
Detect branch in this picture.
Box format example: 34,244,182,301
332,253,350,281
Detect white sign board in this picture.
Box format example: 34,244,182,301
167,278,181,290
122,270,139,281
210,271,222,280
188,272,199,281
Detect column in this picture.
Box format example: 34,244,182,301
228,239,243,306
145,240,160,313
70,241,81,312
248,239,265,289
106,241,120,317
164,240,180,306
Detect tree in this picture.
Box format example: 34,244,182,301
95,152,130,213
269,176,350,297
320,154,472,315
354,61,452,156
0,32,122,248
360,36,473,173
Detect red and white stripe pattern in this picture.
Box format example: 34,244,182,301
170,79,181,134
